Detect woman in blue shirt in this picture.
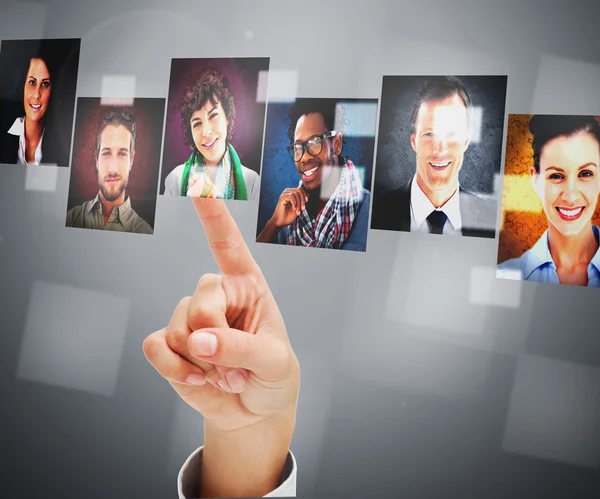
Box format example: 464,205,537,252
498,115,600,287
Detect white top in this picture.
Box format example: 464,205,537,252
410,175,462,235
7,116,46,166
178,446,297,498
164,162,261,201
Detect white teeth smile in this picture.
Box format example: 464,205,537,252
558,207,583,217
430,162,450,167
303,166,318,177
31,104,41,109
203,138,217,147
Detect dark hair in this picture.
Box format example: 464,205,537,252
16,47,61,129
529,115,600,173
0,39,81,165
95,107,137,161
286,98,346,149
179,69,236,152
409,76,472,135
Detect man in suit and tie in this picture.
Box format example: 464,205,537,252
371,76,497,238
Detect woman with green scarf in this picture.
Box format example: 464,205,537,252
164,68,260,200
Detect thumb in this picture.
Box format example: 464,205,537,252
188,328,291,380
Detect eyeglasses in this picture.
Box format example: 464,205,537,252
287,131,337,162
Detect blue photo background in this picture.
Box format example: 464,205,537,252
256,98,379,236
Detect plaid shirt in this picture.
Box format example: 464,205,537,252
286,157,364,248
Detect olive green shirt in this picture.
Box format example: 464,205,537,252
66,193,153,234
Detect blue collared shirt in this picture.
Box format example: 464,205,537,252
497,225,600,287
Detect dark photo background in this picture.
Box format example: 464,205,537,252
373,75,508,197
67,97,165,230
159,57,269,194
256,98,378,237
0,38,81,167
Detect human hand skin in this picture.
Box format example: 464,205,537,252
189,172,221,198
143,197,300,498
256,186,309,243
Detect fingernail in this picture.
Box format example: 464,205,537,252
190,331,217,356
225,369,246,392
186,373,205,385
217,380,227,390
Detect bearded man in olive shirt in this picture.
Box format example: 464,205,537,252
66,108,152,234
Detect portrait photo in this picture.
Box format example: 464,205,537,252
160,57,270,200
256,98,378,252
371,75,507,238
66,97,166,235
496,114,600,287
0,38,81,167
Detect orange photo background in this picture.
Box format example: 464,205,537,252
498,114,600,264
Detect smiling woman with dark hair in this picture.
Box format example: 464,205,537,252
0,39,80,167
498,115,600,287
1,53,55,165
163,68,260,200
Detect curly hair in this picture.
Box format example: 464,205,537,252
286,98,346,154
179,68,236,152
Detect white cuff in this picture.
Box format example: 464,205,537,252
178,446,297,498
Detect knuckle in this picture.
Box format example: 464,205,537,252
273,339,292,366
163,360,184,382
176,296,192,312
188,300,219,325
165,324,188,353
198,273,220,287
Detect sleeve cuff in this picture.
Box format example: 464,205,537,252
178,446,297,498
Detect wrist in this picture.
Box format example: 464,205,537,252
201,411,296,498
268,217,282,230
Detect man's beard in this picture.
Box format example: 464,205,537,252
100,175,127,202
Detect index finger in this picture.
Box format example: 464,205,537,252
192,197,261,276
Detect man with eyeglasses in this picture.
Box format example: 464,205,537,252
256,98,370,251
66,108,153,234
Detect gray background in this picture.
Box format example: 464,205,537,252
374,75,507,196
1,1,600,498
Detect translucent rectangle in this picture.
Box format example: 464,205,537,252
503,355,600,468
386,237,488,337
101,75,136,106
259,70,298,103
25,165,58,192
470,106,483,143
16,281,130,396
337,101,379,137
501,174,543,213
469,265,521,308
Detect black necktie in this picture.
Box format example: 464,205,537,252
427,210,447,235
